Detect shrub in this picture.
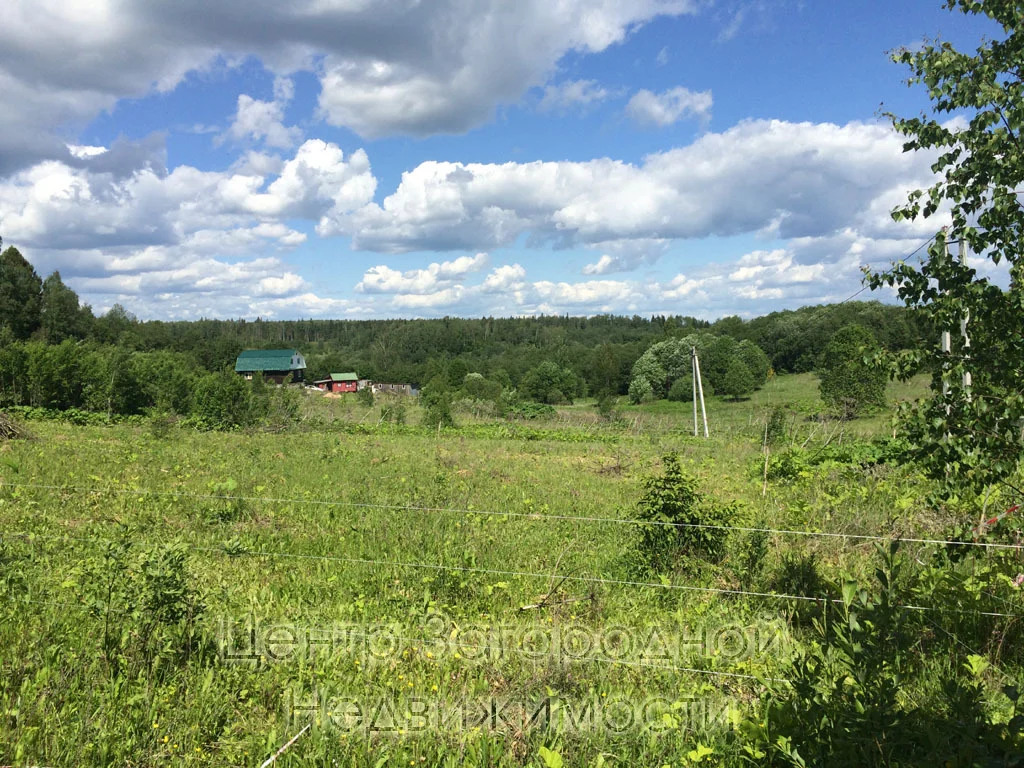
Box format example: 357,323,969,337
356,386,374,407
521,361,581,404
421,377,455,428
739,529,769,577
505,401,556,420
666,378,691,402
719,358,756,400
628,377,654,404
746,543,1024,767
66,538,207,679
634,454,736,567
769,551,831,625
596,392,618,420
147,411,175,439
818,324,886,419
191,371,254,429
765,405,787,445
380,401,407,424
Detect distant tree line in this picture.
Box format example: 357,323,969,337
0,239,926,421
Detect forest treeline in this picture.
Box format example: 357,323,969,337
0,242,924,417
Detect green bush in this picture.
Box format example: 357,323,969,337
504,401,557,420
356,386,374,407
66,538,207,680
818,324,886,419
666,378,691,402
421,376,455,428
719,358,756,400
191,371,255,429
595,392,618,420
628,376,654,404
746,543,1024,767
769,551,833,625
634,454,736,567
765,405,787,445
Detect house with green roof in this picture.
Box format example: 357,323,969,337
312,372,359,393
234,349,306,384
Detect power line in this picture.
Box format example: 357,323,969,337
826,234,937,305
4,481,1021,552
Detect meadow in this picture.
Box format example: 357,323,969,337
2,373,1022,766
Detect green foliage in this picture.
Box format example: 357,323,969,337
135,350,196,414
421,376,455,428
634,454,735,566
147,412,175,440
191,372,258,430
629,339,685,398
379,400,407,425
749,543,1024,767
762,440,903,483
0,536,27,598
739,529,768,577
40,271,86,343
629,334,768,403
818,324,886,419
0,246,42,340
769,551,832,625
520,361,581,404
717,300,922,374
356,385,374,407
503,400,557,420
765,405,787,445
666,377,691,402
719,358,756,401
595,392,618,420
738,339,771,387
627,375,654,404
460,372,502,402
66,538,206,679
867,0,1024,496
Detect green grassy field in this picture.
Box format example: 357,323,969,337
1,373,1020,766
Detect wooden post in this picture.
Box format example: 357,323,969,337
692,347,698,437
694,348,709,438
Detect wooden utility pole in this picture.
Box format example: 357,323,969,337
692,347,709,438
692,350,698,437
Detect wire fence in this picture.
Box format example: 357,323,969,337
4,526,1022,620
2,481,1021,552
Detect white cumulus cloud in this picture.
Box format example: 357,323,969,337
625,86,713,127
0,0,698,171
538,80,611,113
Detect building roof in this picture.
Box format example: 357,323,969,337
329,372,359,382
234,349,304,372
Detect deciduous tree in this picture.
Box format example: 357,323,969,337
40,271,83,343
869,0,1024,494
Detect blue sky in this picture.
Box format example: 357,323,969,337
0,0,1000,320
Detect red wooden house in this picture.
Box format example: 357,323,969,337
313,372,359,393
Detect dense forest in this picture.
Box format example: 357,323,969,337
0,241,924,419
